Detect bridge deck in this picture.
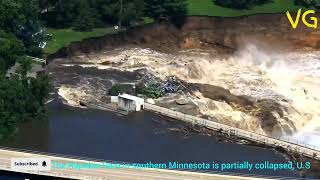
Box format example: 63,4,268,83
0,148,275,180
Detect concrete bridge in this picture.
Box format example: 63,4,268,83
0,147,291,180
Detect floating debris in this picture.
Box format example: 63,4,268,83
176,99,189,105
160,76,181,93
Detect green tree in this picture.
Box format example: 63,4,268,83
0,65,52,139
41,0,144,29
102,0,144,27
109,84,121,96
42,0,101,29
30,75,52,106
0,0,44,57
39,0,56,10
213,0,271,9
0,77,21,137
17,58,32,78
144,0,187,27
295,0,320,8
0,0,24,34
73,0,96,31
48,0,78,28
0,31,25,72
0,0,51,139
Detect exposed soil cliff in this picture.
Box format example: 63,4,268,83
48,14,320,60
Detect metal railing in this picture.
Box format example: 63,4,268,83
27,56,47,65
144,103,320,158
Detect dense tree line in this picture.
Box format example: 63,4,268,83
213,0,317,9
0,0,45,57
0,1,51,139
295,0,320,8
0,31,25,72
145,0,187,27
0,32,51,138
40,0,187,30
213,0,271,9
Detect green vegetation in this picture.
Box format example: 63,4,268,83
43,0,187,54
295,0,320,8
213,0,271,9
45,28,121,54
144,0,188,27
0,72,52,139
73,0,96,31
0,0,52,139
0,32,52,139
142,86,162,99
0,0,44,57
103,0,145,27
41,0,145,29
142,17,155,24
0,31,25,72
137,84,162,99
43,0,306,55
109,84,121,96
187,0,302,17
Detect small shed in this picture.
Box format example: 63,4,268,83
118,94,144,112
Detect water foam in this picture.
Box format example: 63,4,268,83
59,46,320,145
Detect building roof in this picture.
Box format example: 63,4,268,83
118,94,144,102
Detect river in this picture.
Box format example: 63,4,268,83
0,99,316,179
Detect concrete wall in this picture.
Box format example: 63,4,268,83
118,96,144,111
111,96,119,103
144,103,320,160
119,98,136,111
135,100,144,111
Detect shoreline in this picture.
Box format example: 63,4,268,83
50,99,317,178
56,97,313,160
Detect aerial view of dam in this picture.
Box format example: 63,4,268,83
0,0,320,179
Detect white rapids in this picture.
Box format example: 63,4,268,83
58,45,320,148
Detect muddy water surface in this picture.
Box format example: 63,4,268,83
1,100,317,178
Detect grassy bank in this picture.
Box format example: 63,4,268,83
44,18,156,55
45,1,303,55
44,28,121,55
187,0,302,17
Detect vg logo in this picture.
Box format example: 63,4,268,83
286,9,318,29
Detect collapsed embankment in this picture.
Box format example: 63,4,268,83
47,14,320,138
48,14,320,61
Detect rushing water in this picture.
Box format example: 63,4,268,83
0,100,316,178
56,46,320,139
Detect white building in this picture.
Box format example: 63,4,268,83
118,94,144,112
